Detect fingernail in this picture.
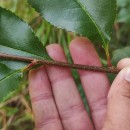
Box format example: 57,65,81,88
125,68,130,82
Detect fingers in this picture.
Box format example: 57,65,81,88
103,67,130,130
69,37,110,130
28,67,64,130
46,44,94,130
117,58,130,69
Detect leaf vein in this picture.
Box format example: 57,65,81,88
75,0,106,44
0,69,21,82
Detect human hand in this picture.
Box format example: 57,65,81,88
29,37,130,130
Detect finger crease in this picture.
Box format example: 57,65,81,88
51,73,72,84
36,116,60,129
31,93,53,102
89,97,107,113
60,103,86,120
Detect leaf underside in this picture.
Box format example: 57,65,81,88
0,64,22,102
28,0,117,45
0,7,51,102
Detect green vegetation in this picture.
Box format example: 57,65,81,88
0,0,130,129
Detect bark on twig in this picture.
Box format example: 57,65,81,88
0,53,120,74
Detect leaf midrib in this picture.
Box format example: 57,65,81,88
75,0,106,44
0,69,21,82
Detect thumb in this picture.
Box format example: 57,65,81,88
103,67,130,130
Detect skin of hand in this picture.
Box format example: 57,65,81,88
28,37,130,130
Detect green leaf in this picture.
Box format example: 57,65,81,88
0,7,51,102
28,0,117,45
0,7,51,70
112,46,130,66
117,0,129,7
117,0,130,23
0,63,22,102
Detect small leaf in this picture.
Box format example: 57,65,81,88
117,0,129,7
28,0,117,45
112,46,130,66
117,4,130,23
0,7,51,101
0,63,22,102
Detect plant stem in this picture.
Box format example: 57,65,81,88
0,53,120,74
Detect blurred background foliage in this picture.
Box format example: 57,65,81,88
0,0,130,130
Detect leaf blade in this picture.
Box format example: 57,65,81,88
0,7,51,70
112,46,130,66
0,63,23,102
0,7,51,101
28,0,117,45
